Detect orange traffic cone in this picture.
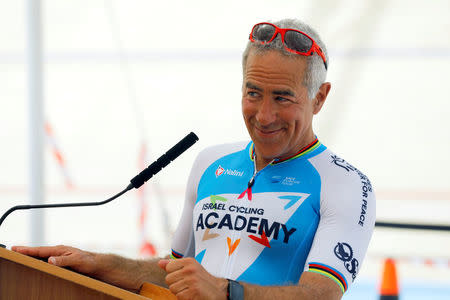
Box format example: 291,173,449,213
379,258,399,300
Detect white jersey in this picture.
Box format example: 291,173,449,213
171,139,375,293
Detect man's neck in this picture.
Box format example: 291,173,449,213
255,157,273,172
253,135,318,171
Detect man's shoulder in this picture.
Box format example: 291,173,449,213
308,148,375,222
192,141,250,171
308,147,373,187
197,141,249,161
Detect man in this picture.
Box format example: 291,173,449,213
13,19,375,300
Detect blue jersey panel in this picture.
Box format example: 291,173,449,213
196,143,253,203
237,159,322,285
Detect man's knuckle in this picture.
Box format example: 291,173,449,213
185,257,195,263
190,284,199,294
184,266,195,275
165,263,176,273
168,284,178,294
178,290,192,300
165,274,173,285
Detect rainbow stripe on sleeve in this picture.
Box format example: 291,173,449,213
170,249,184,259
308,262,348,293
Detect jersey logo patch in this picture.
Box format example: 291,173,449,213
270,176,282,183
202,228,219,241
249,229,271,248
211,195,228,204
227,237,241,255
215,166,225,177
278,195,304,210
331,155,356,172
238,187,252,201
270,176,300,186
215,165,244,177
194,192,309,279
334,242,359,281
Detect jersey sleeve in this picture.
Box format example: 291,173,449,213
170,151,203,259
305,154,376,293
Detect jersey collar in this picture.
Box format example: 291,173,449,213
249,137,321,165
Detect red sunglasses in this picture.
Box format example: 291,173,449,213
249,22,328,70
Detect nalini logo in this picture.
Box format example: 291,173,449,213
215,166,225,177
215,165,244,178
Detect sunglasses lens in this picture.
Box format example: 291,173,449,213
284,30,313,53
252,24,276,42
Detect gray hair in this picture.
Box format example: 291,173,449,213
242,19,329,100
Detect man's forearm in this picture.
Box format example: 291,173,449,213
241,272,342,300
11,245,168,293
242,283,316,300
92,253,168,292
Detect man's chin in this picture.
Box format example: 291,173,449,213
252,141,284,159
252,136,282,147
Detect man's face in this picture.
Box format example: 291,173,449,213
242,49,326,164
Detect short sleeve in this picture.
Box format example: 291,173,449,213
170,152,203,259
305,154,376,293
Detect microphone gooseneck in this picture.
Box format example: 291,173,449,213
0,132,199,231
0,186,131,228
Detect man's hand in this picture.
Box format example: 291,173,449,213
12,245,99,275
12,245,167,292
158,257,228,300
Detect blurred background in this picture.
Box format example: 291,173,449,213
0,0,449,298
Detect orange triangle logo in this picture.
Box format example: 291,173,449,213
227,237,241,256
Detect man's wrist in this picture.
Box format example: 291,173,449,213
227,279,244,300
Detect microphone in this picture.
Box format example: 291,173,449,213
129,132,199,189
0,132,199,231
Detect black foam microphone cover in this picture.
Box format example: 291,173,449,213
129,132,199,189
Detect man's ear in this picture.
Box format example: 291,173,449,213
313,82,331,114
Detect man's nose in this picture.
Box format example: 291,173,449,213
255,98,276,126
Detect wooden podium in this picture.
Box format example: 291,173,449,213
0,247,175,300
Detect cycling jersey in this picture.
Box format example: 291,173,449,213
171,139,375,293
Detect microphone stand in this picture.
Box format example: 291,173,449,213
0,186,131,249
0,132,199,248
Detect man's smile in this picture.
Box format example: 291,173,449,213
254,126,284,138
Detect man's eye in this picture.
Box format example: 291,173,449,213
275,96,290,102
248,91,259,97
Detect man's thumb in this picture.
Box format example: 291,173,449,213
48,256,67,266
158,259,170,271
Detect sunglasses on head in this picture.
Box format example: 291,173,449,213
249,22,328,70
